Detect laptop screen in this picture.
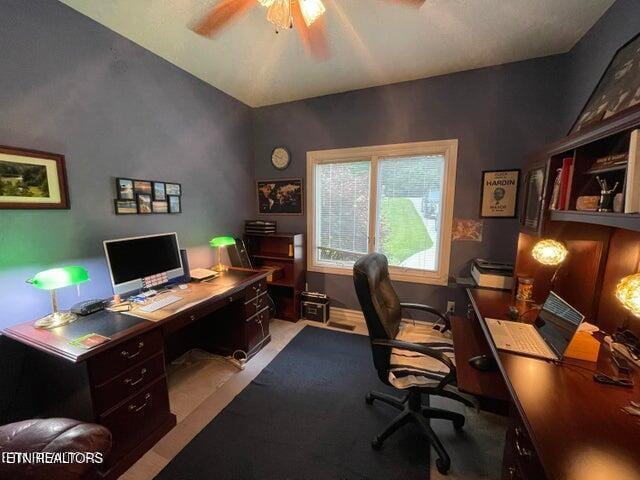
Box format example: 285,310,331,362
533,292,585,358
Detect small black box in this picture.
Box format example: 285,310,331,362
301,291,330,323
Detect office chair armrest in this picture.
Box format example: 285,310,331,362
399,303,451,331
371,338,456,373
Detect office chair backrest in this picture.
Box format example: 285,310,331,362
353,253,402,373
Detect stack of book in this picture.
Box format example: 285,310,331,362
245,220,277,235
471,259,514,290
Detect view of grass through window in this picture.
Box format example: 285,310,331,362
377,155,443,271
315,155,443,271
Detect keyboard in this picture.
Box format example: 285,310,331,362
139,294,182,313
510,326,548,355
487,319,553,358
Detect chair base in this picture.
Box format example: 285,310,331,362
365,389,465,475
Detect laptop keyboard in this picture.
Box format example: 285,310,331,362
512,327,548,355
489,320,550,356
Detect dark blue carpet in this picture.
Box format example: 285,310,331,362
155,326,431,480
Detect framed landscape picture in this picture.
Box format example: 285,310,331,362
480,169,520,218
571,32,640,134
116,178,134,200
0,146,69,209
257,178,303,215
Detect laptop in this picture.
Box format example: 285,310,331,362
486,291,585,361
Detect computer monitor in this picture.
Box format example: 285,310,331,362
534,291,585,359
103,232,184,295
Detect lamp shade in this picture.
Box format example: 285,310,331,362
616,273,640,316
209,236,236,248
531,239,568,266
27,266,89,290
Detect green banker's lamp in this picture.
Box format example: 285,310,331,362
209,236,236,272
27,266,89,329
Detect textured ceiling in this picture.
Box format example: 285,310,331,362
59,0,614,107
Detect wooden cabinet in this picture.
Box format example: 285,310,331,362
244,233,305,322
86,329,174,478
2,269,271,480
501,408,546,480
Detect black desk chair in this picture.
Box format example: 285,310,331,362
353,253,474,475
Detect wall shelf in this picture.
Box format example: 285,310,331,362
550,210,640,232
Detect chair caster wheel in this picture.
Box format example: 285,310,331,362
371,437,382,450
365,393,374,405
436,458,450,474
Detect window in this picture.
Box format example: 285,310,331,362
307,140,458,285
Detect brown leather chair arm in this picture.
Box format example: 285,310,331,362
0,418,111,480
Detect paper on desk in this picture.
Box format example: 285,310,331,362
578,321,599,334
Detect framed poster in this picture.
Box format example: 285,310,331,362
480,169,520,218
0,145,69,209
571,32,640,134
257,178,303,215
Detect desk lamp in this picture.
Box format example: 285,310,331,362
209,236,236,272
26,266,89,329
531,239,568,287
615,273,640,317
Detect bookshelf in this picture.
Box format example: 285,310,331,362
244,233,305,322
521,107,640,234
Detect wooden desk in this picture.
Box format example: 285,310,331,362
2,269,269,480
465,288,640,480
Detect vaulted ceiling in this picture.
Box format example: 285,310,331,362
59,0,614,107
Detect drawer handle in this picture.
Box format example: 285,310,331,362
507,466,517,480
128,393,152,413
190,314,196,321
124,368,147,386
121,341,144,359
515,437,532,458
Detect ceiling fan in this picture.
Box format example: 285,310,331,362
191,0,426,60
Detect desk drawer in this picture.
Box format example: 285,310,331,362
245,279,267,299
100,376,171,458
246,307,270,353
92,352,165,413
244,292,268,318
503,410,546,480
90,329,163,385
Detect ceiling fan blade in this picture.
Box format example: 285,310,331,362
192,0,257,37
381,0,425,7
292,1,329,60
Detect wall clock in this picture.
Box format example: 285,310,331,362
271,146,291,170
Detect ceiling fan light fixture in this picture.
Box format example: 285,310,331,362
266,0,292,29
299,0,326,27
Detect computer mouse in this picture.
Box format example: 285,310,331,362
468,355,498,372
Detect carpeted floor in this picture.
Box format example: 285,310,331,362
154,325,498,480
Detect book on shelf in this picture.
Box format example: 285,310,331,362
586,153,628,174
625,129,640,214
558,157,574,210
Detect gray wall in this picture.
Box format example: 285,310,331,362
253,56,568,311
0,0,254,329
560,0,640,133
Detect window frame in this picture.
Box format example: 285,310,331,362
306,139,458,285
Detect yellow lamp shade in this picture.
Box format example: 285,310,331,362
531,239,568,266
616,273,640,316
